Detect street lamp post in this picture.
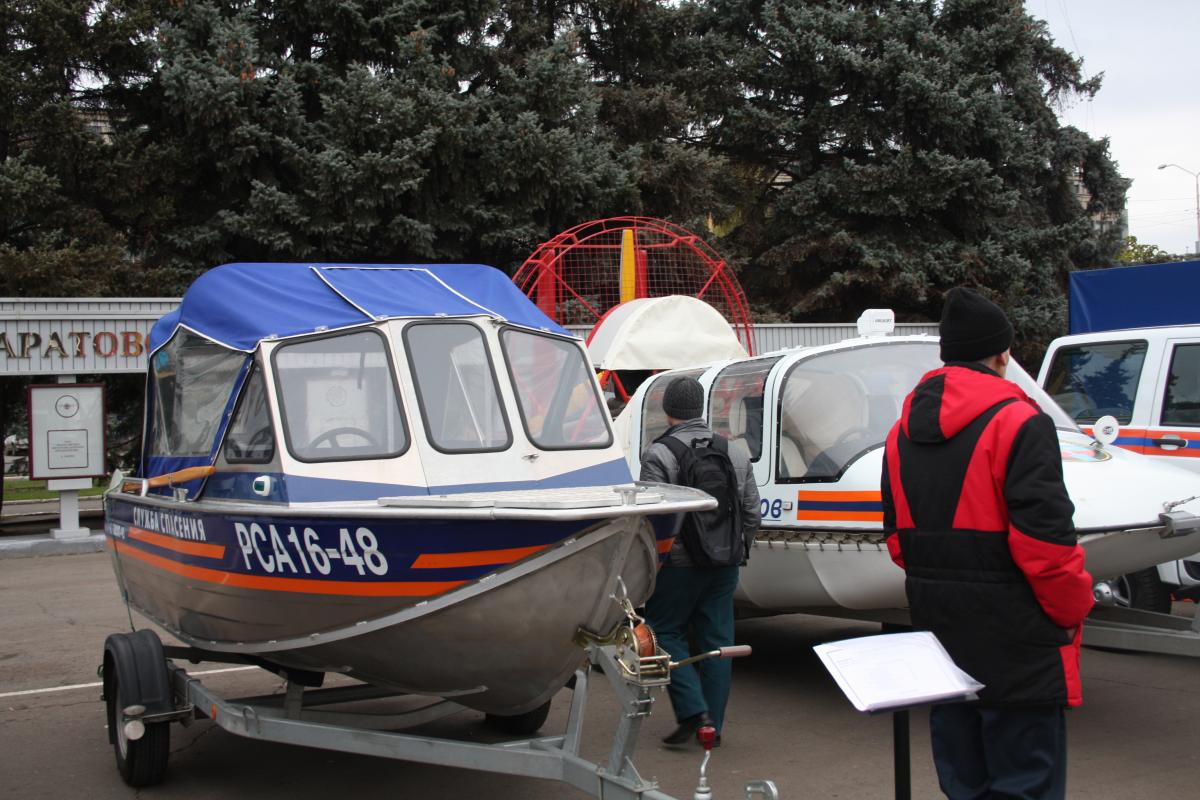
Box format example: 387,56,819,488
1158,163,1200,256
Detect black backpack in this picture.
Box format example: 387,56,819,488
656,433,746,567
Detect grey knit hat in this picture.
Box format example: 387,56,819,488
662,376,704,420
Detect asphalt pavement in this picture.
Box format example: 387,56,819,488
2,549,1200,799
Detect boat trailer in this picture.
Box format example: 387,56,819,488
100,610,779,799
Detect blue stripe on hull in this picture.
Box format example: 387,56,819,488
107,498,605,585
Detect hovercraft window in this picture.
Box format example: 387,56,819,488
404,322,512,453
500,329,612,450
638,369,706,455
150,330,246,457
777,343,936,481
273,330,407,462
708,356,783,462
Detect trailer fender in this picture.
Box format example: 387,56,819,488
102,630,173,744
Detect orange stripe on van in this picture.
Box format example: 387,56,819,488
412,544,550,569
112,540,466,597
130,527,225,559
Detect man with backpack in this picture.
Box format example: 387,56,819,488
641,375,761,747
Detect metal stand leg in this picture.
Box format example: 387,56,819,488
893,709,910,800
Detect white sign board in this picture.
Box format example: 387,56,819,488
28,384,106,480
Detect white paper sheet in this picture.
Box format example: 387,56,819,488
814,631,983,713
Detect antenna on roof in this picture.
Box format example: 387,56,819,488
857,309,895,338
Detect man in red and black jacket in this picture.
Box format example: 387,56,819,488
882,287,1094,800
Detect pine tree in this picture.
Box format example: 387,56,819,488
692,0,1128,356
112,0,641,284
0,0,160,296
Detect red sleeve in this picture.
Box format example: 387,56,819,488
1004,413,1094,627
1008,529,1093,627
881,446,905,569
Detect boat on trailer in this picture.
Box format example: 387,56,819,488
104,262,714,718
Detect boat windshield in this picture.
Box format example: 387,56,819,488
273,330,408,462
150,329,247,457
404,322,512,453
708,356,784,462
500,329,612,449
223,366,276,464
776,341,1079,481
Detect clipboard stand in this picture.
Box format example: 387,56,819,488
813,630,983,800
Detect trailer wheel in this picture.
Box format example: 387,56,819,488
485,699,552,735
1115,568,1172,614
106,666,170,787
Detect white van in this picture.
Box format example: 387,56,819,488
1039,325,1200,610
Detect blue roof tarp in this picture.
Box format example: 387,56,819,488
150,263,569,352
1069,260,1200,334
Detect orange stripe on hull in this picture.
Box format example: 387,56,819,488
796,510,884,522
412,544,550,569
112,539,466,597
130,527,225,559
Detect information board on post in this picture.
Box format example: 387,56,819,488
27,384,107,481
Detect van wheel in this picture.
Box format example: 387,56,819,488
1114,568,1172,613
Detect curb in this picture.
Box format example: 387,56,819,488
0,534,106,559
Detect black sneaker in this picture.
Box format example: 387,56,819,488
662,711,714,745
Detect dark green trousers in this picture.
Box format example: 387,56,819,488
644,564,740,731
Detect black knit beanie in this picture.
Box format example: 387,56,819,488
662,376,704,420
939,287,1014,363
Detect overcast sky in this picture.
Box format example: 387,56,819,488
1027,0,1200,256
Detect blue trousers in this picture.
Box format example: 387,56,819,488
644,564,740,731
929,703,1067,800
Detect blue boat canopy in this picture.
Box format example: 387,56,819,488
150,262,570,353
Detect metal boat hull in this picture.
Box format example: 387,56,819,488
105,492,677,714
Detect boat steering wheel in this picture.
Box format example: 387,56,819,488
308,426,379,450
